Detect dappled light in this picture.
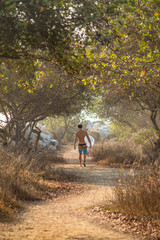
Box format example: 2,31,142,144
0,0,159,239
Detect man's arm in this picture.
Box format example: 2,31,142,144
74,134,78,149
86,132,92,148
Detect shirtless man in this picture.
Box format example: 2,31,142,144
74,124,92,167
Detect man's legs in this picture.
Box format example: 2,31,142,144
78,144,87,167
83,147,87,167
78,145,83,167
83,153,86,167
79,153,82,167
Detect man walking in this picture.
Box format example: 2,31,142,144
74,124,92,167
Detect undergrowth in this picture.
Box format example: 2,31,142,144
92,139,160,222
91,139,142,166
0,148,66,221
114,162,160,221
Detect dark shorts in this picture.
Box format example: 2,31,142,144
78,143,87,154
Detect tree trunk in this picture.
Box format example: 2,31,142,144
32,126,41,152
15,121,20,145
150,110,160,151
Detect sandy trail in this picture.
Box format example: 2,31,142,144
0,147,141,240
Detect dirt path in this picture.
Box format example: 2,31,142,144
0,147,141,240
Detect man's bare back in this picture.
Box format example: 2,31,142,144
74,124,91,150
76,129,88,143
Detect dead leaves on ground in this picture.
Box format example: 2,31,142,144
42,181,88,200
90,206,160,240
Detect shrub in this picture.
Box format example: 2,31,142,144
91,139,142,165
35,152,65,165
114,163,160,220
0,148,65,220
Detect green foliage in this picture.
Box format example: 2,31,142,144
80,0,159,97
0,1,72,58
82,0,160,146
0,56,91,146
110,121,133,140
0,0,159,149
43,115,88,143
132,128,155,145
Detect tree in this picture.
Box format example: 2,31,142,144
0,58,91,147
0,0,124,70
82,0,160,150
1,0,103,147
1,0,159,152
43,114,88,143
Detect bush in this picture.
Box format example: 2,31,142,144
0,148,65,220
35,152,65,165
91,139,142,165
114,163,160,220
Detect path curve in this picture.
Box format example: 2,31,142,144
0,147,141,240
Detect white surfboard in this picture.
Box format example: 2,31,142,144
84,135,95,147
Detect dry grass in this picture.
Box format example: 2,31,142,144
0,148,65,221
34,153,80,182
35,152,65,165
43,167,81,182
113,163,160,221
91,139,142,166
93,139,160,222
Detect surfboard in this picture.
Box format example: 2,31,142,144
84,135,95,147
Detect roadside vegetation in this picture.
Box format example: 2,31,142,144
114,163,160,220
0,148,79,221
91,137,160,226
91,139,142,166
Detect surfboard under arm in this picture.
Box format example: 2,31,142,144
84,135,95,147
